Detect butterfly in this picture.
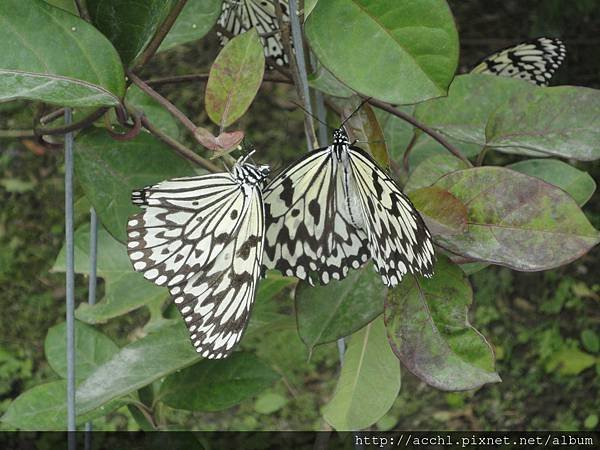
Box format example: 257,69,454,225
127,155,270,359
471,37,566,86
262,127,435,287
218,0,290,67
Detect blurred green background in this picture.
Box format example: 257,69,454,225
0,0,599,430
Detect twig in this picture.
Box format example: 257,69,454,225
476,146,489,166
74,0,91,22
128,71,198,136
40,107,66,125
134,0,189,69
0,107,108,139
366,97,472,167
276,0,317,151
146,72,292,86
140,115,220,173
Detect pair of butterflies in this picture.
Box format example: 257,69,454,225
218,1,566,86
127,127,435,359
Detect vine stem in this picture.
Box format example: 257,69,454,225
128,71,199,136
134,0,189,69
139,115,220,173
0,108,108,139
365,97,472,167
146,72,292,86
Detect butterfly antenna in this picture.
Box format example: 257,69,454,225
239,149,256,164
291,100,333,131
340,97,372,128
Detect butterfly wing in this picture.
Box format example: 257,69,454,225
263,148,370,285
218,0,289,66
471,37,566,86
127,174,265,359
348,147,435,287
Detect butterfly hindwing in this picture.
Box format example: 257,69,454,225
127,170,266,359
348,146,435,286
471,37,566,86
263,148,370,285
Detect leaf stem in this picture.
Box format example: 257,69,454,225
134,0,189,69
139,114,220,173
74,0,91,22
366,97,472,167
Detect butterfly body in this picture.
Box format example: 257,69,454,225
263,128,435,288
127,156,269,359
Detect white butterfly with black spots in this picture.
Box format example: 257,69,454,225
218,0,290,67
471,37,566,86
127,155,270,359
263,128,435,287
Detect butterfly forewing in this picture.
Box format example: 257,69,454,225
348,147,435,286
127,167,267,359
471,37,566,86
263,148,370,285
218,0,289,67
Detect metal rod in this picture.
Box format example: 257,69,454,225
336,338,345,367
64,109,76,437
84,207,98,445
88,208,98,307
288,0,314,152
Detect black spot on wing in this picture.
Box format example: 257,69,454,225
308,199,321,225
280,176,294,207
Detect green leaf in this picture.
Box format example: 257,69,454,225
486,86,600,161
322,317,401,431
76,321,199,415
159,352,280,412
296,265,386,351
404,154,469,192
584,414,599,429
205,29,265,127
159,0,223,52
1,381,126,430
308,63,354,98
433,167,600,271
345,102,390,168
53,223,168,323
74,128,195,242
44,320,119,382
88,0,178,67
0,0,125,106
545,347,597,376
581,329,599,353
414,74,534,148
305,0,458,104
508,159,596,206
385,256,501,391
44,0,77,13
254,391,288,415
408,186,467,236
